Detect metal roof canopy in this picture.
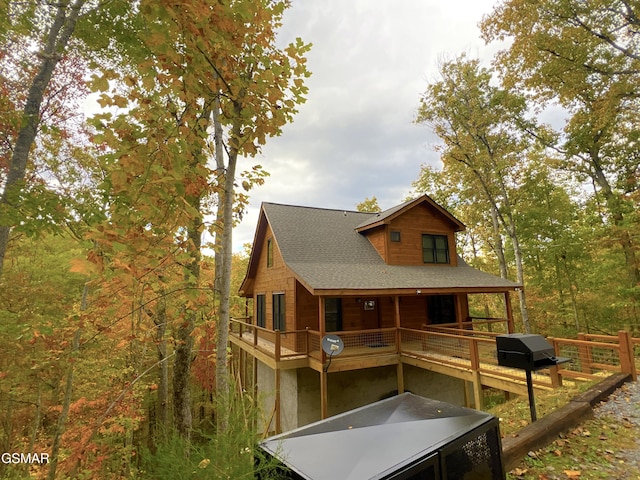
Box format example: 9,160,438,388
258,393,504,480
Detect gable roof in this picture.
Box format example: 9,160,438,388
355,195,466,232
240,197,520,295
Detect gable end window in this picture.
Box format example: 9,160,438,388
273,293,285,331
422,234,450,264
390,231,401,242
266,238,273,267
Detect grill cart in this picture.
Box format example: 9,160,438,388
256,392,505,480
496,333,570,421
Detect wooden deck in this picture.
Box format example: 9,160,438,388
230,319,637,395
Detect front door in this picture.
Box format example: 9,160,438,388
360,298,380,329
426,295,456,325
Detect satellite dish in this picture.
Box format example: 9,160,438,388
321,334,344,356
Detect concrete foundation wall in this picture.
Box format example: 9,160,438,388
256,361,276,434
260,362,467,431
403,364,466,406
295,366,399,426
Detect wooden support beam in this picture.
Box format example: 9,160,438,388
318,296,325,337
394,295,401,353
395,296,403,395
320,370,328,419
275,369,281,434
471,370,483,410
618,330,637,381
469,339,483,409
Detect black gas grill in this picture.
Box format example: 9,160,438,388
496,334,567,371
496,334,570,421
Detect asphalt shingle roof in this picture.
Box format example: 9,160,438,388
262,201,520,293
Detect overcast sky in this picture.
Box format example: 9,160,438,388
233,1,503,251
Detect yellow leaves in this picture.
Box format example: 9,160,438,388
69,257,97,276
511,467,528,476
563,470,581,478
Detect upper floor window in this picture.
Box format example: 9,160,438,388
267,238,273,267
390,231,401,242
422,234,449,264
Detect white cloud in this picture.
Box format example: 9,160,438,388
233,0,501,251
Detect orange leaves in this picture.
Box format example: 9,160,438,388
563,470,582,478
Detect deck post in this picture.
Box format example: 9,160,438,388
618,330,637,381
318,297,325,338
548,337,563,387
320,370,328,419
394,296,401,353
469,338,483,409
318,297,328,419
275,368,281,433
394,296,404,393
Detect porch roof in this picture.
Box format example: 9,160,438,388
286,260,519,293
260,201,519,294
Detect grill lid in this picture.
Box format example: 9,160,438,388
496,334,570,370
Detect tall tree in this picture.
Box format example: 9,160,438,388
416,56,545,333
90,0,310,438
482,0,640,295
0,0,88,275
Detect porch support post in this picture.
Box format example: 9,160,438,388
455,293,465,329
318,296,325,337
469,339,483,409
252,356,258,399
318,296,328,419
320,370,328,420
394,296,404,394
505,291,515,333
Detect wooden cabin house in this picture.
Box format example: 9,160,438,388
233,195,520,434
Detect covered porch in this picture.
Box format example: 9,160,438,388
295,283,517,336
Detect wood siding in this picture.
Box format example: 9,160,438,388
366,227,387,262
367,203,459,267
292,292,469,332
251,223,296,331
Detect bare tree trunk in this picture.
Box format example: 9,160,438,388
48,329,81,480
512,235,531,333
172,211,202,442
153,296,169,439
212,98,240,433
0,0,86,277
590,149,640,288
490,205,508,279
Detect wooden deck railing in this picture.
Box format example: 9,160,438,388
229,319,309,361
399,327,559,388
229,318,638,383
549,331,637,382
425,317,512,335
